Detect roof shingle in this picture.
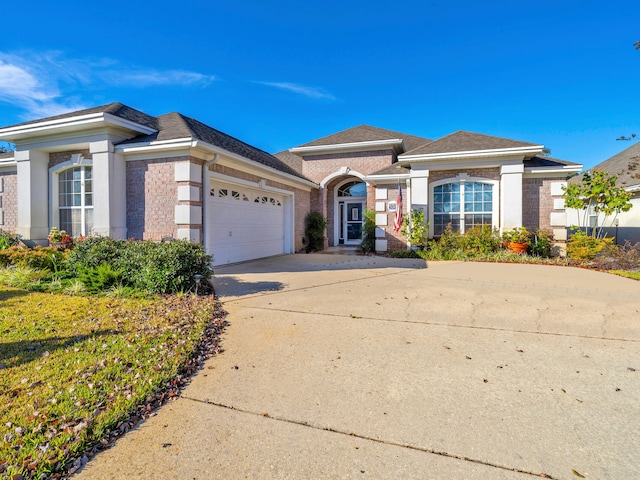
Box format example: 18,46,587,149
296,125,430,153
577,142,640,187
402,130,540,156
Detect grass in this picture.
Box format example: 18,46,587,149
610,270,640,280
0,286,226,479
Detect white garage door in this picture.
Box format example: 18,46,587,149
208,180,286,266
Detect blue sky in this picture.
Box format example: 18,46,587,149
0,0,638,169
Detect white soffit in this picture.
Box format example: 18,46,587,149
0,112,157,142
399,145,544,162
290,139,404,155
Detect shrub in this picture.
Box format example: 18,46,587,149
67,237,212,294
304,212,327,252
567,230,614,261
590,241,640,271
0,230,20,250
458,225,501,254
358,210,377,254
389,249,421,258
400,209,428,248
78,261,125,293
529,229,552,257
0,246,68,270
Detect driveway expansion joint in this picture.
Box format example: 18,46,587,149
181,395,558,479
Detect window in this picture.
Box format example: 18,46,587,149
337,181,366,197
433,181,493,236
58,166,93,236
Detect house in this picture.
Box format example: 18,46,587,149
0,103,582,265
277,126,582,251
566,142,640,244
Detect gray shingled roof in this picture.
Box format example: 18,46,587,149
524,155,581,168
367,163,411,177
575,142,640,187
0,102,158,130
273,150,303,175
403,130,540,156
119,112,312,182
296,125,431,153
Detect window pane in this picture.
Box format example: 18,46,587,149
85,208,94,235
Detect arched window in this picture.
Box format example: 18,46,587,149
58,166,93,236
337,181,366,197
433,181,493,236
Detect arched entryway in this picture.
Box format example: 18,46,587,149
334,178,367,245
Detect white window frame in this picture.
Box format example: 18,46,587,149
49,157,94,236
429,175,499,237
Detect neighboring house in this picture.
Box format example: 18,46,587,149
566,142,640,244
0,103,582,265
277,126,582,251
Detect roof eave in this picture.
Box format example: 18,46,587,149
290,139,405,156
117,138,318,189
0,112,157,142
399,145,544,162
524,165,583,175
364,173,411,184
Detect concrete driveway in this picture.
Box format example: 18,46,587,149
77,255,640,480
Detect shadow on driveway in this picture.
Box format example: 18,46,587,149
213,253,427,276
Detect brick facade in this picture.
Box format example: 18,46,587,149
522,178,563,234
0,170,17,231
301,150,395,183
127,158,180,241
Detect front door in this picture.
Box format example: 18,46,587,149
339,201,364,245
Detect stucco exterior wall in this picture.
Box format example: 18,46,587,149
127,158,180,241
0,170,18,231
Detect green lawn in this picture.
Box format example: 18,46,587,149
0,287,226,479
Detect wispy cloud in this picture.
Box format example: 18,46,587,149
256,81,336,100
0,51,216,120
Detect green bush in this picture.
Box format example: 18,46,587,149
304,212,327,252
68,237,212,294
0,230,20,250
0,246,68,270
78,261,124,293
458,225,501,254
389,249,421,258
358,209,377,254
567,230,614,261
529,229,552,257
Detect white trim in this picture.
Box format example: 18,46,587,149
290,138,404,155
207,176,295,264
320,168,366,188
364,173,411,184
524,166,582,175
400,145,543,162
333,177,367,246
0,112,157,141
49,160,95,235
626,184,640,193
118,138,317,190
428,174,500,237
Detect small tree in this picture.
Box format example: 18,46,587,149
400,209,428,249
563,169,633,239
358,209,377,254
304,212,327,252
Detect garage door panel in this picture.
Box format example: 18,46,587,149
208,181,286,266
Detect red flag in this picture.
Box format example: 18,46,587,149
393,184,403,232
